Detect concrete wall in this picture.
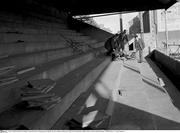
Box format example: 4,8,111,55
145,50,180,110
148,50,180,90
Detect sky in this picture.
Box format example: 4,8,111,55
93,12,138,34
92,2,180,34
92,14,120,34
92,1,180,34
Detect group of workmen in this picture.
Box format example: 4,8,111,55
104,30,145,62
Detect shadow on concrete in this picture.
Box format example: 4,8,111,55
98,80,112,96
142,78,167,94
59,88,180,130
53,57,180,130
146,50,180,91
145,51,180,111
110,101,180,130
52,59,112,130
54,70,180,130
64,77,112,130
52,53,107,99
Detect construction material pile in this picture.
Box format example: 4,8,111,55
0,66,18,86
0,66,36,86
20,79,61,110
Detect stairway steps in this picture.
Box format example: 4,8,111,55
0,19,67,30
51,91,93,129
0,32,94,44
0,54,110,129
0,33,64,43
0,47,105,113
26,11,65,24
0,12,64,25
0,24,82,35
139,61,170,94
52,70,112,130
63,36,92,41
144,58,180,107
0,11,110,130
20,47,105,81
123,62,140,74
0,12,66,26
80,42,104,51
0,47,73,69
0,41,66,57
140,62,160,85
0,41,105,69
0,40,103,57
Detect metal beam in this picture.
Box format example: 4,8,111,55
75,11,134,19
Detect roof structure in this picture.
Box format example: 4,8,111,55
37,0,178,15
0,0,178,15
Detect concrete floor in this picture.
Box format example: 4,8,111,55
52,59,180,130
109,60,180,130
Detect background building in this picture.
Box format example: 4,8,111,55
127,2,180,55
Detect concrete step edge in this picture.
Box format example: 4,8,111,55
145,57,180,109
0,40,103,58
0,19,68,30
24,55,111,129
0,26,82,35
123,63,140,73
0,55,111,129
0,44,105,70
0,48,106,113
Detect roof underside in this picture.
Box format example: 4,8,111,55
0,0,178,15
37,0,177,15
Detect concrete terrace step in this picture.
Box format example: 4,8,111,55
52,60,125,129
0,47,75,69
139,61,161,88
68,41,103,53
0,39,103,57
64,35,92,41
26,11,65,23
108,63,148,130
52,61,116,129
108,60,180,130
0,41,105,70
0,54,111,129
0,33,64,43
0,19,67,30
139,61,173,106
0,33,92,43
25,12,65,25
124,60,169,94
0,13,65,26
81,42,104,51
145,57,180,111
19,47,105,81
0,26,83,36
0,20,84,37
0,12,64,23
0,20,81,35
0,47,106,113
0,41,66,57
0,11,65,24
123,60,140,74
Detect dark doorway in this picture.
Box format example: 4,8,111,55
129,43,134,51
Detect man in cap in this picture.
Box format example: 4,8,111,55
134,34,145,63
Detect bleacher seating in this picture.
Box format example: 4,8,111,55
0,10,111,129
